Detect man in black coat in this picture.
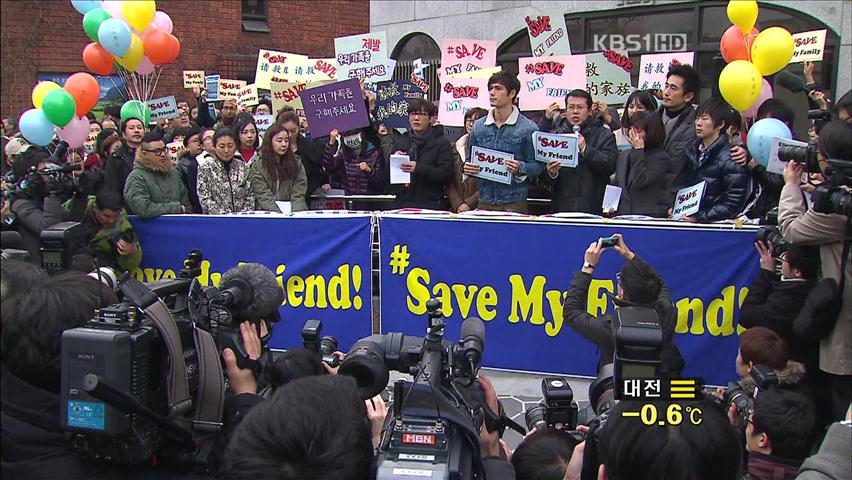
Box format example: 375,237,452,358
102,118,144,211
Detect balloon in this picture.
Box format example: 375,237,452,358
136,55,155,75
747,118,792,167
19,109,56,146
751,27,795,76
63,73,100,116
720,25,759,63
83,7,111,42
122,0,155,32
98,18,132,56
143,29,180,65
71,0,100,14
718,60,762,111
42,90,77,128
83,42,115,75
744,79,773,118
116,33,144,71
121,100,150,125
100,0,124,20
55,115,90,148
32,81,61,109
151,10,172,33
727,0,758,34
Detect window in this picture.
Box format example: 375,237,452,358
242,0,269,33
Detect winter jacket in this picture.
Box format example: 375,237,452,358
657,104,696,195
65,197,142,273
176,151,204,213
123,162,192,219
197,154,255,214
248,156,308,212
387,126,455,210
538,116,617,214
322,141,385,195
746,452,803,480
683,133,750,222
612,146,672,217
797,422,852,480
102,143,135,210
739,360,809,398
295,135,328,196
447,134,479,211
8,195,70,265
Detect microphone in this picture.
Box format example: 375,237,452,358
775,70,813,94
215,263,285,323
572,125,581,135
460,317,485,365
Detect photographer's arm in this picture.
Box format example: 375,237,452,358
223,322,264,431
562,241,612,348
478,375,517,479
778,162,846,244
10,196,67,235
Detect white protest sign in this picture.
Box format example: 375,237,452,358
205,75,220,101
147,95,179,120
237,84,259,108
525,11,571,57
255,49,310,89
586,51,634,106
166,141,185,163
218,79,247,100
672,181,706,219
602,185,622,214
790,30,827,63
638,52,694,91
389,154,411,184
532,131,579,167
253,114,273,139
183,70,205,89
469,146,512,185
767,137,808,175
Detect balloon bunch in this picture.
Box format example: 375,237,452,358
20,73,100,147
71,0,180,104
718,0,794,115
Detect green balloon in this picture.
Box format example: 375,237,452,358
42,90,76,128
83,8,111,43
121,100,151,125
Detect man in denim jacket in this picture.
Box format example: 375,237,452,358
464,72,541,213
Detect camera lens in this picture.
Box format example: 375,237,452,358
320,336,338,356
777,144,808,163
525,403,547,431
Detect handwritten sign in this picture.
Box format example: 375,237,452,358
237,84,259,108
518,54,587,111
374,80,426,129
334,31,391,83
767,137,808,175
585,51,634,105
790,29,827,63
437,76,490,126
390,154,411,184
310,58,339,81
410,73,429,93
254,114,273,139
526,11,571,57
271,80,331,114
166,141,185,163
205,75,220,101
469,146,512,185
638,52,694,91
672,181,706,220
217,79,246,100
255,49,310,89
147,95,179,121
183,70,205,89
299,79,370,138
440,38,497,78
532,131,579,167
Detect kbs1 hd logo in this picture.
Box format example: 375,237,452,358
592,33,688,53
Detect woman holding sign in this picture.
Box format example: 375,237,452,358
249,124,308,213
322,128,384,195
612,111,672,218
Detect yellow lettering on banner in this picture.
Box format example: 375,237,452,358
329,264,352,309
477,286,498,321
508,274,546,324
676,298,705,334
432,282,453,316
544,290,566,337
407,267,431,315
588,279,614,317
304,275,328,308
736,287,749,334
452,284,478,318
706,286,736,336
288,275,305,307
276,264,286,293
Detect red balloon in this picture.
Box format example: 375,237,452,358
64,73,100,116
143,29,180,65
82,42,114,76
721,25,759,63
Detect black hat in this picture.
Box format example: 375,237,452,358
183,126,201,147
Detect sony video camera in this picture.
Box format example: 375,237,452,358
301,319,341,368
524,377,579,433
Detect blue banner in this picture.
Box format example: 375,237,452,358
130,214,373,351
379,216,760,386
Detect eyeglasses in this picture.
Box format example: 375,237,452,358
566,105,587,112
409,111,430,117
142,147,167,156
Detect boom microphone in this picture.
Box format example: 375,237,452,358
216,263,285,322
776,70,813,94
459,317,485,365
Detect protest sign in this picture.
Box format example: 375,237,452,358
166,141,185,163
437,76,489,126
255,49,310,89
83,134,97,154
767,137,808,174
526,11,571,57
205,75,220,101
440,38,497,77
470,146,513,185
254,114,273,138
390,154,411,184
217,79,247,100
299,79,370,138
672,181,706,219
147,95,179,121
272,81,310,113
374,80,426,129
447,66,502,80
532,131,579,167
790,29,827,63
237,84,259,108
410,73,429,93
334,31,391,83
310,58,339,81
518,55,587,111
585,51,634,105
638,52,694,91
603,185,622,214
183,70,205,89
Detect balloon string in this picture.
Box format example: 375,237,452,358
151,67,164,100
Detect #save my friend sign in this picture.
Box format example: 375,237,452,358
437,76,489,126
440,38,497,78
517,55,587,111
469,146,512,185
147,95,179,120
525,11,571,57
532,131,579,167
672,181,706,220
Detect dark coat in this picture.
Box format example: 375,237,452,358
176,151,203,213
538,116,617,214
102,143,135,211
322,141,385,195
9,195,71,265
657,105,696,195
612,147,672,217
388,126,455,210
295,135,328,197
684,134,750,222
745,452,803,480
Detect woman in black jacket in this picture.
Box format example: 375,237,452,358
612,111,672,217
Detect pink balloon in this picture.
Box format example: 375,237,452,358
55,115,91,148
100,0,124,20
137,55,155,75
151,11,173,33
744,79,773,118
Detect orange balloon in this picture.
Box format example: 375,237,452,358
83,42,114,76
143,30,181,65
720,25,759,63
64,73,100,116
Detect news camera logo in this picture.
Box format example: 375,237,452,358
591,33,688,53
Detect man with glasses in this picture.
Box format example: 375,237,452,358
176,127,205,213
123,131,192,219
539,89,617,214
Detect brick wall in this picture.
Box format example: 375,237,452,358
0,0,370,119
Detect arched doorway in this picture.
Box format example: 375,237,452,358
391,32,441,100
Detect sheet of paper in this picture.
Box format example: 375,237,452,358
602,185,622,214
275,201,292,214
390,154,411,184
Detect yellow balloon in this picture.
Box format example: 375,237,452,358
32,81,61,109
116,34,144,72
727,0,758,34
122,0,156,32
751,27,795,76
719,60,763,111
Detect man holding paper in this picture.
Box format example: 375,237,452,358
465,72,541,213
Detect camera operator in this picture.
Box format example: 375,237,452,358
511,428,580,480
563,234,685,377
778,120,852,421
797,404,852,480
64,189,142,274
